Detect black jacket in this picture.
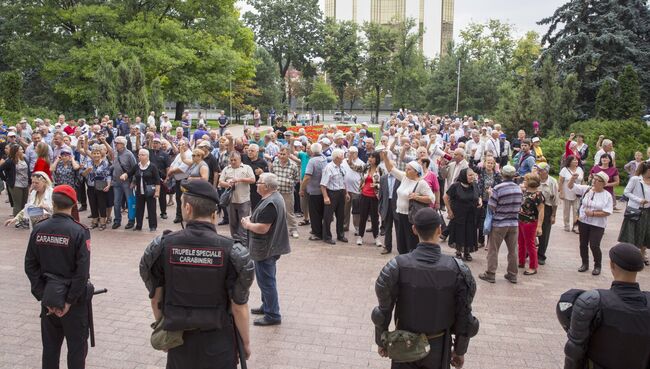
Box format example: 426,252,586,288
24,213,91,304
372,243,479,355
0,157,17,187
128,163,160,195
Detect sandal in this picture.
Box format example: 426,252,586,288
298,220,310,226
523,269,537,275
455,251,462,258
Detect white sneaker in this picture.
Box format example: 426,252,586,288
291,231,299,238
356,236,363,245
375,238,383,247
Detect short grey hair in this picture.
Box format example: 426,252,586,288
138,149,149,157
259,173,279,191
602,139,613,147
249,143,259,152
331,148,345,160
311,143,322,155
114,136,127,145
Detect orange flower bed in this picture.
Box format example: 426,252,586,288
286,124,356,142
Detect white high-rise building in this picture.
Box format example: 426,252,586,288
322,0,454,58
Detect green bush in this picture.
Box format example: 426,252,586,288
0,107,61,125
541,119,650,182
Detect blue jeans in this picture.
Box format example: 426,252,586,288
112,181,135,224
254,256,281,321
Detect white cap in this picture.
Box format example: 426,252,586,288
532,137,540,143
293,140,303,147
320,138,331,145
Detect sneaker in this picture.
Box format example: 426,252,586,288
356,237,363,245
504,274,518,284
291,231,299,238
478,273,495,283
375,238,383,247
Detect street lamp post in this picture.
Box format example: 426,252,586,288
229,70,233,119
456,59,461,114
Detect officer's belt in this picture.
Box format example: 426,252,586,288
426,331,445,340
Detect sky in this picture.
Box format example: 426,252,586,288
236,0,569,56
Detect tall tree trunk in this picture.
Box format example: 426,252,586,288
175,102,185,121
339,89,345,113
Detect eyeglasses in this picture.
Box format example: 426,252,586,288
192,154,200,157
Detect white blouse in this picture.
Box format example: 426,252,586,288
572,184,613,229
390,168,435,215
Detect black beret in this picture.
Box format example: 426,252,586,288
179,179,219,204
412,208,442,229
609,243,644,272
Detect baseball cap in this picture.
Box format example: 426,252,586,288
532,137,540,143
499,133,506,139
320,138,331,145
501,165,516,177
7,131,16,137
293,141,303,147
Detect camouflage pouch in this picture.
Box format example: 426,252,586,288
150,317,184,351
381,330,430,363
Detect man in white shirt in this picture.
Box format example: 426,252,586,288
594,137,616,166
465,130,484,167
147,111,156,127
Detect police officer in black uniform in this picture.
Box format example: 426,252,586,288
25,184,91,369
372,208,479,369
140,179,255,369
559,242,650,369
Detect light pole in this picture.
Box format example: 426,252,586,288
455,59,461,114
229,69,233,119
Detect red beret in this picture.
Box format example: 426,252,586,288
53,185,77,204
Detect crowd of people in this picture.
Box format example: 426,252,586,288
1,110,649,281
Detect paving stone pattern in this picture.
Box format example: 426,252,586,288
1,192,648,369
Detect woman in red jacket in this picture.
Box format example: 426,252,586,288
33,141,52,180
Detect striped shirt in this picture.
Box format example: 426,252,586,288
488,180,522,228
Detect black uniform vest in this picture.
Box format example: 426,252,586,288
161,223,234,331
395,254,457,334
587,289,650,369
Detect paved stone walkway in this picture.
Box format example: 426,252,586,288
1,192,648,369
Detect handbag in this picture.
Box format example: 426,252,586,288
150,317,184,351
483,206,493,235
408,181,429,224
624,179,645,222
219,188,232,208
380,330,431,363
144,184,156,197
94,178,108,190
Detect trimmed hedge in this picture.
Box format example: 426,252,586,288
540,119,650,182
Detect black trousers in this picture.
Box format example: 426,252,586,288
309,193,325,238
76,177,87,207
477,204,488,245
358,195,379,238
175,181,183,220
136,194,157,229
396,213,419,254
538,205,553,261
382,209,398,252
323,189,345,241
87,187,107,218
41,303,88,369
578,221,604,267
167,327,236,369
293,182,302,213
159,179,168,215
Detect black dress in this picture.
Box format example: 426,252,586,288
447,182,480,256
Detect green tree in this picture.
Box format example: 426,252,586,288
127,58,148,119
458,19,515,67
596,79,620,120
537,57,561,133
246,47,283,118
244,0,324,104
539,0,650,114
149,77,164,117
95,61,118,117
363,22,397,123
618,65,643,120
0,71,23,111
322,19,361,113
117,61,134,115
557,74,580,131
391,19,428,110
0,0,255,116
307,77,337,118
511,32,541,78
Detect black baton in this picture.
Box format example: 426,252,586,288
232,315,247,369
88,288,108,347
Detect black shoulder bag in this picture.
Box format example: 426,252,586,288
624,179,645,222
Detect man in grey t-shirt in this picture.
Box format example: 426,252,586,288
300,143,328,240
112,136,137,229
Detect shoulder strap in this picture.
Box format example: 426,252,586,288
412,180,419,193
